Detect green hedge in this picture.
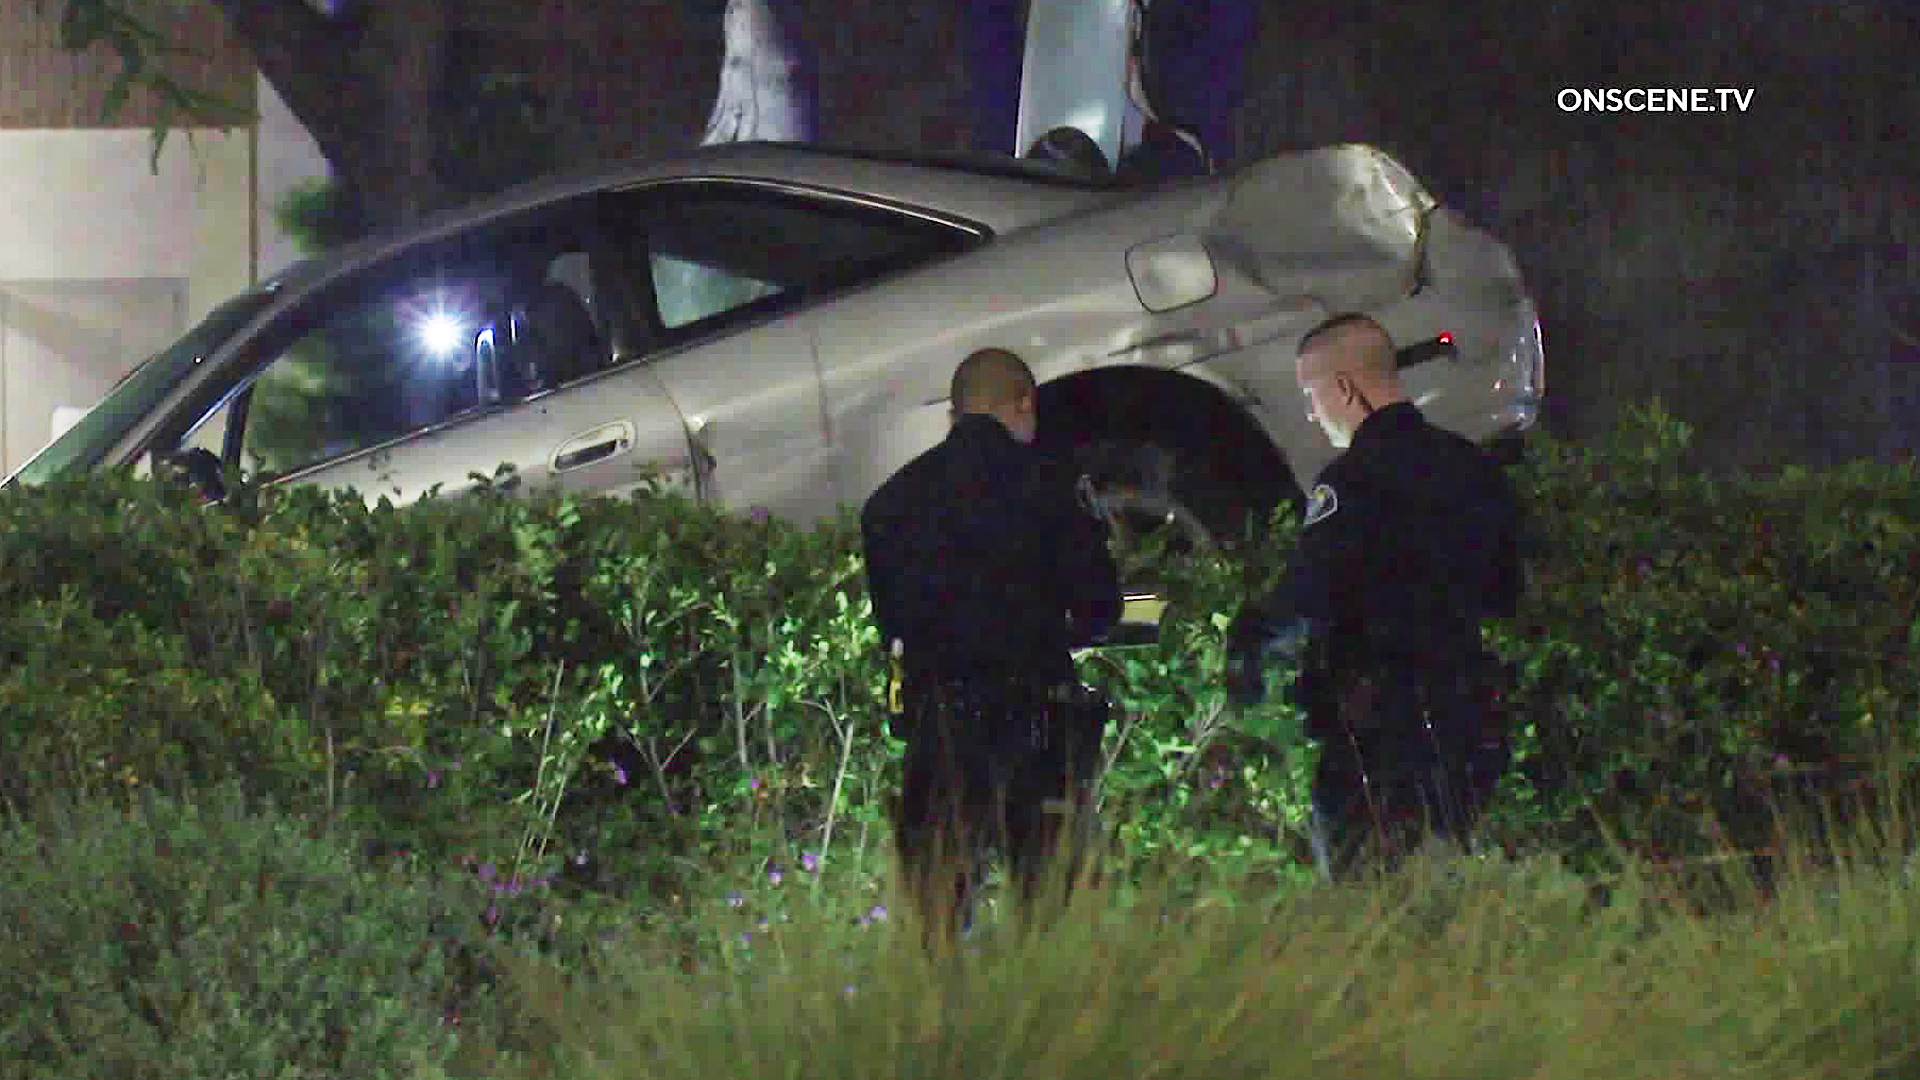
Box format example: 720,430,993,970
0,783,493,1079
1485,402,1920,866
1,401,1916,892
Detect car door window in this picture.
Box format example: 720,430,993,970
231,246,614,482
651,253,784,330
235,277,493,477
638,186,979,340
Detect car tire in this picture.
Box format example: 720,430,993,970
1074,439,1220,555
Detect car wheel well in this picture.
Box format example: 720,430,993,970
1033,366,1295,546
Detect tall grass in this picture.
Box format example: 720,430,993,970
468,795,1920,1080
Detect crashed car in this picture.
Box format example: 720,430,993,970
4,140,1541,547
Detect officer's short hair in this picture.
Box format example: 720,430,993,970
951,348,1036,413
1298,312,1394,357
1297,313,1397,383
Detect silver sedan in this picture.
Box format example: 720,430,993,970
6,140,1542,545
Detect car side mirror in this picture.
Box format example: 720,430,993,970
158,446,227,503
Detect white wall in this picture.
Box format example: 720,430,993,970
0,279,186,470
0,72,330,473
0,128,217,285
0,126,245,472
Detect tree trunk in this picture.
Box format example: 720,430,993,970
212,0,452,229
700,0,816,146
662,0,816,323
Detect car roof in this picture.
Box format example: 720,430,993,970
255,141,1159,313
490,140,1133,230
306,141,1145,282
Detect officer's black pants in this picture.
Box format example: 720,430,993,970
893,692,1100,941
1310,725,1509,879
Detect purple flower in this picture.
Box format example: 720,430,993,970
483,904,500,928
739,932,753,946
426,769,442,789
748,776,761,792
748,506,772,525
478,863,496,883
727,890,745,908
1767,651,1781,672
867,904,888,923
800,851,819,873
1774,754,1792,770
844,984,858,997
613,765,628,786
767,866,784,886
1735,642,1750,659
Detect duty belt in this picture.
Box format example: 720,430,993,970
886,639,1107,749
913,677,1102,751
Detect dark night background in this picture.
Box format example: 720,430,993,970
479,0,1920,475
17,0,1916,476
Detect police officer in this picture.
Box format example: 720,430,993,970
861,347,1122,943
1224,313,1526,879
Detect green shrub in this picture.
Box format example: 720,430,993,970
6,399,1919,904
1486,401,1920,869
0,783,497,1080
0,593,294,812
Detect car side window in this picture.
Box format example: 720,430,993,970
179,203,624,484
237,277,498,479
651,253,783,330
637,185,978,339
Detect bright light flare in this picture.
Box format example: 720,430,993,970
402,287,479,361
414,309,467,358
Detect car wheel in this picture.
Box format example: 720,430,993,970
1074,440,1218,567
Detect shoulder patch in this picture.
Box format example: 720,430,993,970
1303,483,1338,526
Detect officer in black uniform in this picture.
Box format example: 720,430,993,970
1224,313,1526,878
862,347,1122,943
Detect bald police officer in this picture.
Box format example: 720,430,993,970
1225,313,1526,878
862,347,1122,943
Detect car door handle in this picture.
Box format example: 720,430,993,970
687,416,715,467
552,422,635,472
686,416,717,499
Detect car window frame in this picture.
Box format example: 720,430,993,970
155,197,625,486
149,179,989,489
609,178,988,351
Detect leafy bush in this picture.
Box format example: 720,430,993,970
4,399,1919,902
0,783,495,1079
1486,401,1920,869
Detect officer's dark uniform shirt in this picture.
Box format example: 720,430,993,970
1252,400,1524,688
861,413,1122,688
